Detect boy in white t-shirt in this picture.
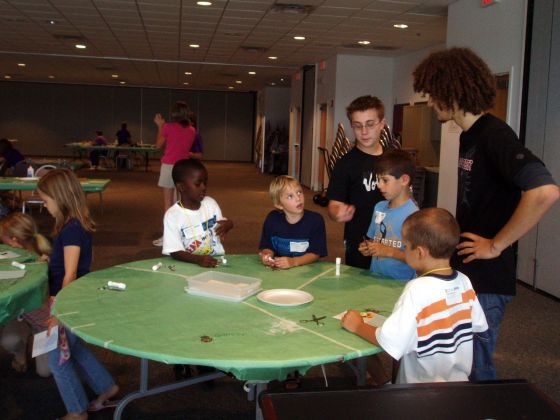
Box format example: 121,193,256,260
342,208,488,383
162,158,233,267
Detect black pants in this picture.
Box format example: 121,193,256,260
344,241,371,270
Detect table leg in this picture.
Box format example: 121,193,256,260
144,152,149,172
113,359,226,420
244,381,269,420
346,356,368,386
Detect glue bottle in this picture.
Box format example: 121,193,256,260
335,257,341,276
26,164,35,178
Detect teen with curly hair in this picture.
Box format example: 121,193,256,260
413,47,559,381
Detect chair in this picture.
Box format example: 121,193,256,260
115,154,133,170
12,160,29,177
22,165,56,214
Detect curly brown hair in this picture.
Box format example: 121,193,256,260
346,95,385,121
413,47,496,114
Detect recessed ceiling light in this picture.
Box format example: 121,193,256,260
280,78,284,82
270,82,276,86
189,44,200,48
228,86,234,89
196,1,212,5
111,74,119,78
48,75,55,79
268,56,278,60
184,71,192,75
75,44,86,49
48,20,56,25
4,75,12,79
293,36,305,40
394,24,408,29
119,81,126,85
17,63,26,67
248,71,256,75
183,82,189,85
358,40,371,45
235,80,242,84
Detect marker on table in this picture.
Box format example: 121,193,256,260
11,261,26,270
152,262,162,271
221,256,228,265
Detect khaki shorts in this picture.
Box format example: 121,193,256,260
158,163,175,188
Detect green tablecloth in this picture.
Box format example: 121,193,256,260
0,177,110,193
0,245,48,324
53,255,404,381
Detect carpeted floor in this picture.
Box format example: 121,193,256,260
1,161,559,419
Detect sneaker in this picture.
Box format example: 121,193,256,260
152,236,163,247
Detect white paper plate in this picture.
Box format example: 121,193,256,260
257,289,314,307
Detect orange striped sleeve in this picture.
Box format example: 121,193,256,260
416,289,477,322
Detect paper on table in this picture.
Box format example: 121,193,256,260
0,250,20,259
0,270,26,280
334,311,387,328
32,329,58,358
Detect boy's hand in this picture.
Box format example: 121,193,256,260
260,251,275,267
341,310,363,333
197,255,218,268
335,203,356,222
271,256,293,270
358,240,370,256
215,219,233,239
368,242,392,258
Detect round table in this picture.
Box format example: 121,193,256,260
53,255,404,418
0,244,48,324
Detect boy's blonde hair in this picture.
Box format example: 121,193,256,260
0,213,51,256
37,169,95,235
269,175,301,207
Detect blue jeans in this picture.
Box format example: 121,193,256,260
469,293,512,382
48,329,115,413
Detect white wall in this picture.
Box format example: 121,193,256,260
334,55,394,132
393,44,445,105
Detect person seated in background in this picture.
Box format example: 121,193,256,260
342,208,488,384
259,175,327,270
0,138,25,176
115,122,131,145
0,213,51,377
89,130,108,170
359,149,418,281
162,158,233,267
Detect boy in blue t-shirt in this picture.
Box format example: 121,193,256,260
359,149,418,280
259,175,327,269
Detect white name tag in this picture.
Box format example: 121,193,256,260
290,241,309,253
375,211,386,224
445,286,462,305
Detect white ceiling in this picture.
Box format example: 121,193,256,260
0,0,455,91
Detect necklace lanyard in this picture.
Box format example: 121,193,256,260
178,200,212,253
419,267,452,277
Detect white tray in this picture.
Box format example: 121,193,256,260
186,286,261,302
186,271,262,302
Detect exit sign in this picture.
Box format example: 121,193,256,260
481,0,499,6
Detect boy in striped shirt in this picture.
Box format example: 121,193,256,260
342,208,488,383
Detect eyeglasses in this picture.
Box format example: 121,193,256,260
351,120,383,131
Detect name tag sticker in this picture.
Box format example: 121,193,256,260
445,287,462,305
375,211,386,224
290,241,309,253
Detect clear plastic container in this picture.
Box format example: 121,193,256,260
186,271,262,302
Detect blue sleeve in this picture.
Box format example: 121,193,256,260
259,212,274,251
191,133,203,153
60,220,86,248
306,213,328,257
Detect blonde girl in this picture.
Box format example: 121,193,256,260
37,169,118,420
0,213,51,376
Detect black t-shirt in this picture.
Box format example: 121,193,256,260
326,147,383,246
451,113,550,295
